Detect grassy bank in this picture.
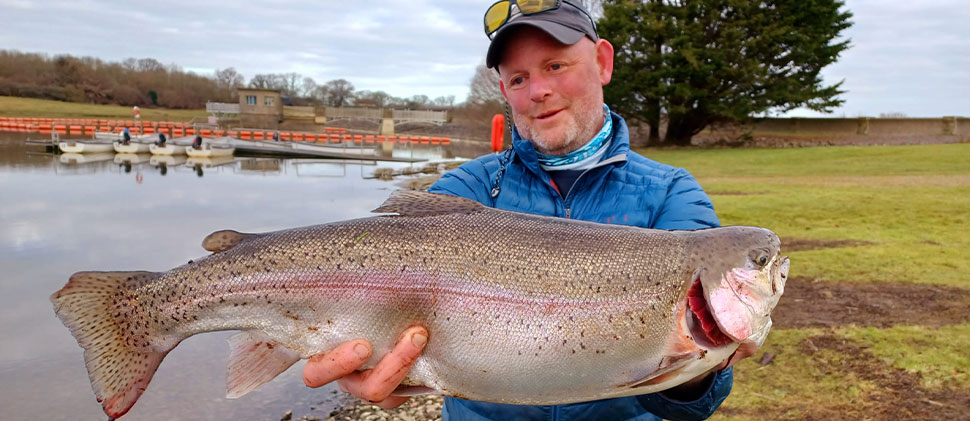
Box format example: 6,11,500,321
637,143,970,419
0,96,206,121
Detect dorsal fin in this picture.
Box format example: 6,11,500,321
202,230,259,253
372,190,484,217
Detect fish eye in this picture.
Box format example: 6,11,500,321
750,250,769,267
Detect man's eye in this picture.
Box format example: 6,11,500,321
510,77,525,85
550,64,562,71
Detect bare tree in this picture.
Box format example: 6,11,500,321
214,67,244,101
300,77,318,99
355,90,393,108
321,79,355,107
432,95,456,108
248,73,281,90
215,67,244,89
466,63,504,106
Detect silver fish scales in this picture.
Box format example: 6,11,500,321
51,190,789,419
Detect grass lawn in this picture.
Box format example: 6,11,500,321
0,96,207,121
636,143,970,419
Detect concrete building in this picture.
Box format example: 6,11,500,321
238,88,283,129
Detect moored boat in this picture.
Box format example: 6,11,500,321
113,141,151,153
184,136,235,157
149,136,194,156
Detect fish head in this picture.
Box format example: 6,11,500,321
689,227,789,348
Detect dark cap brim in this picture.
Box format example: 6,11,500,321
486,19,589,68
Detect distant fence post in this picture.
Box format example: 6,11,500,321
857,117,870,135
942,116,957,135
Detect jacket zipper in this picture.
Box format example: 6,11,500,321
560,154,627,219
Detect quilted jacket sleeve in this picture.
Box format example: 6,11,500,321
652,168,720,230
428,156,497,203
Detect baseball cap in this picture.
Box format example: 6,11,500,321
485,0,598,68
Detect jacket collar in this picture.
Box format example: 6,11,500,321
511,110,630,176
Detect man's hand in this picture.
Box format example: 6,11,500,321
660,342,759,401
303,326,429,409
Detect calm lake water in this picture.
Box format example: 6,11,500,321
0,131,488,420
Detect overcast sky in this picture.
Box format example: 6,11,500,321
1,0,966,117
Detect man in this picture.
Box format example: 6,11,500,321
303,1,756,419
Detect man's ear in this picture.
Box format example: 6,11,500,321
595,39,615,86
499,79,508,99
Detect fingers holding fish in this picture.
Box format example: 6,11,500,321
336,326,429,407
303,339,373,388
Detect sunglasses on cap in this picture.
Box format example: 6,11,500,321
483,0,597,39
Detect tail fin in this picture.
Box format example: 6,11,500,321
51,271,166,419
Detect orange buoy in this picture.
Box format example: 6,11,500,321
490,114,505,152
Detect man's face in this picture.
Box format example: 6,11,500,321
497,27,613,156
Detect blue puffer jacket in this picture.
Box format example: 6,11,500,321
428,112,732,421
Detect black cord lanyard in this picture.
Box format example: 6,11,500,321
490,102,516,200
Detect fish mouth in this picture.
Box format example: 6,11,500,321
686,275,734,348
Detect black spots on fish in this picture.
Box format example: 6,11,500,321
622,286,628,292
580,330,585,338
613,335,620,341
639,333,646,339
639,316,646,325
571,349,576,354
580,343,586,350
595,349,606,354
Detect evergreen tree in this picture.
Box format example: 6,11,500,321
600,0,853,145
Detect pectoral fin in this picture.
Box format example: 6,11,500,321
619,351,702,389
225,331,300,399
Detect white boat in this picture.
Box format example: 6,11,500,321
185,144,235,157
149,143,186,155
149,136,195,156
113,141,151,153
59,140,115,154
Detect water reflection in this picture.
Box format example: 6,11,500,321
0,131,488,420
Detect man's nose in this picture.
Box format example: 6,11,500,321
529,74,552,102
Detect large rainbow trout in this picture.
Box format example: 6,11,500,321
52,191,789,419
